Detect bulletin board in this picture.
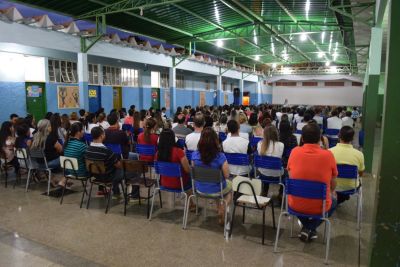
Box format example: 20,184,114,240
57,85,79,109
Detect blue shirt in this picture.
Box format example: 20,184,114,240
191,151,227,194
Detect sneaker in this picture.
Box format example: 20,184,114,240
298,227,309,242
309,230,318,241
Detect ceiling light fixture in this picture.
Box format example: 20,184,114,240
272,63,277,69
255,55,260,61
300,33,307,41
318,51,325,58
216,40,223,47
325,61,331,67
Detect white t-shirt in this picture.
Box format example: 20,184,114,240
327,116,343,138
342,116,354,128
294,122,307,144
222,136,250,176
98,121,110,129
276,112,283,122
294,114,303,125
185,132,201,151
313,115,324,126
85,123,98,134
257,141,284,177
227,132,249,140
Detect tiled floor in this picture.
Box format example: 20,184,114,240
0,168,376,267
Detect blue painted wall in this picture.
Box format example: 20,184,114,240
122,87,140,110
100,86,113,114
0,82,26,122
46,83,81,115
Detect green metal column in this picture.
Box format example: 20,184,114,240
363,27,383,173
370,1,400,265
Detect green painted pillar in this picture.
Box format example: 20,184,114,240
363,27,383,173
370,1,400,265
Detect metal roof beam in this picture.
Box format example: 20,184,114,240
77,0,186,19
220,0,311,62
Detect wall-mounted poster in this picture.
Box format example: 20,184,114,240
199,91,206,107
164,90,170,109
26,85,42,97
57,85,80,109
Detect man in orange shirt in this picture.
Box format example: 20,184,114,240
288,123,338,242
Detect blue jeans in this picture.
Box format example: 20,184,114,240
298,198,337,232
47,158,61,170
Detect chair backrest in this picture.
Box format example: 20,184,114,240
155,161,182,178
84,133,93,144
28,147,46,159
122,159,148,173
138,128,144,134
60,156,78,171
219,132,227,142
104,143,122,155
232,176,262,196
325,128,340,136
225,153,250,166
254,155,282,170
250,136,262,148
122,124,134,133
136,144,156,156
191,166,222,183
337,164,358,179
185,150,194,161
85,159,106,175
294,129,302,135
58,139,64,146
16,148,28,160
176,138,185,148
286,178,326,200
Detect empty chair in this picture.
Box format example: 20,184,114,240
230,176,275,245
122,159,161,218
274,179,332,264
59,156,89,206
336,164,362,229
136,144,157,176
149,161,191,228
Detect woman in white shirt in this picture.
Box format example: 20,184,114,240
97,113,110,129
257,125,284,177
85,113,97,134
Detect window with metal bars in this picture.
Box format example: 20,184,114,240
161,73,169,88
48,59,77,83
176,74,184,89
88,64,99,85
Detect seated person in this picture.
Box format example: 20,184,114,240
222,120,251,176
278,120,298,168
155,129,191,189
172,114,193,137
238,113,252,135
63,122,88,186
326,109,342,138
341,111,354,128
257,125,284,177
104,112,137,160
85,127,123,197
288,123,338,242
185,113,204,151
137,118,158,162
214,113,228,133
330,126,364,204
84,113,97,134
15,123,32,149
0,121,19,173
191,127,232,225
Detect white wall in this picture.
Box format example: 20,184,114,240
272,81,363,106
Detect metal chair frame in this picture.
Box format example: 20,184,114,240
25,147,52,195
224,153,251,177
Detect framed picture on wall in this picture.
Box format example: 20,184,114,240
57,85,80,109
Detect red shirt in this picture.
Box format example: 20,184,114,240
137,133,158,162
155,147,190,189
287,144,338,215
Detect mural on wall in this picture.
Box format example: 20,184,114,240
199,92,206,107
165,90,170,109
57,85,79,109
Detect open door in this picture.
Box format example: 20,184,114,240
26,82,46,121
88,85,101,113
151,88,160,110
242,92,250,106
113,86,122,110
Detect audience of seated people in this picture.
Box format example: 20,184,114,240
1,103,364,242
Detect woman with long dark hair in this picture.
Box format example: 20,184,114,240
84,113,97,134
63,122,87,186
156,129,190,189
0,121,19,172
191,127,232,225
279,120,298,167
50,113,65,144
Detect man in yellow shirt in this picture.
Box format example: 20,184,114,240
330,126,365,204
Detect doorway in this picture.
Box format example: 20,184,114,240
25,82,46,121
113,86,122,110
151,88,160,110
242,92,250,106
88,85,101,113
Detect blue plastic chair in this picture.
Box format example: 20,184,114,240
250,136,262,150
58,139,64,146
122,124,134,134
274,179,332,264
104,143,122,158
176,138,185,148
149,161,191,228
294,129,302,135
337,164,362,229
224,153,251,176
325,128,340,148
219,132,227,142
185,150,194,161
136,144,157,177
84,133,93,145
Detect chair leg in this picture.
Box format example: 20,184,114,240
149,187,159,221
25,169,32,192
173,193,176,209
274,211,288,252
46,170,51,196
146,187,151,219
229,204,237,238
105,186,112,214
159,189,163,208
86,182,94,209
262,208,266,245
59,178,69,205
195,196,199,215
223,200,228,238
290,215,294,238
324,220,331,264
4,166,8,188
80,179,88,209
271,202,276,229
242,206,245,224
184,195,195,229
357,189,363,230
181,192,188,229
